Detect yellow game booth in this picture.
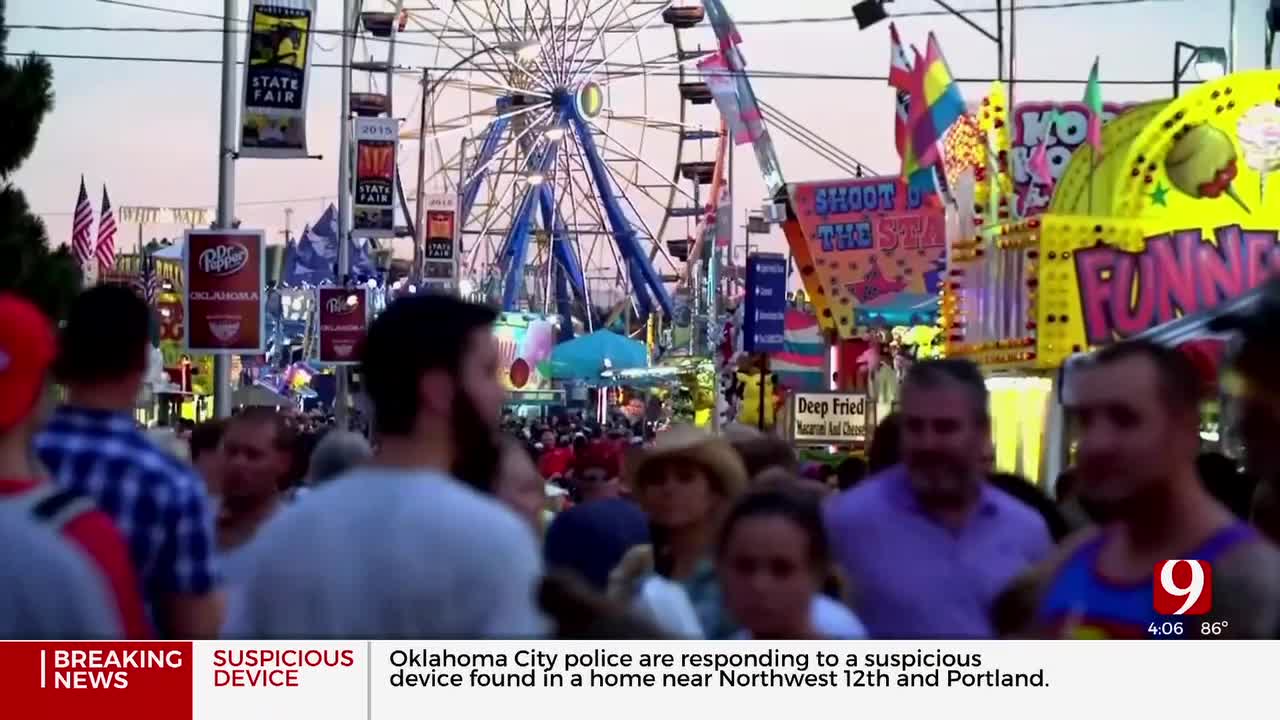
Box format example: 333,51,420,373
948,69,1280,488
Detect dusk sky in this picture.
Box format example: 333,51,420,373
8,0,1260,266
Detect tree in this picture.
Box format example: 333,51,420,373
0,0,80,319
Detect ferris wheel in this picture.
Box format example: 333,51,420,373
380,0,726,326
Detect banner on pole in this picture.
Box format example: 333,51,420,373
743,252,787,354
423,193,459,263
353,118,399,238
239,0,316,159
184,230,266,354
316,287,368,365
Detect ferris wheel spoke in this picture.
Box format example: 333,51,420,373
562,143,615,266
556,147,604,327
462,106,554,188
587,121,694,203
567,126,654,313
597,158,678,274
539,0,576,88
599,111,698,134
461,1,555,93
481,0,559,91
594,50,711,89
406,9,512,89
570,0,670,88
423,99,552,146
441,2,554,94
562,0,629,85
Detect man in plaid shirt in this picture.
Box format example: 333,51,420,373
36,286,223,638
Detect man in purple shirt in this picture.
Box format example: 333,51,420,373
826,359,1051,638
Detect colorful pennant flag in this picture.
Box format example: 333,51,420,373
96,186,117,276
1083,57,1104,160
908,34,967,169
1027,110,1061,187
902,35,966,193
888,23,914,160
698,51,763,145
70,176,95,274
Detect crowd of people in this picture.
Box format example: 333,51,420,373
4,278,1280,639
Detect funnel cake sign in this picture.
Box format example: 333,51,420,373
184,230,265,353
1076,225,1280,344
317,287,367,365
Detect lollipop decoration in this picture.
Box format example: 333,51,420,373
1237,104,1280,203
1164,124,1251,213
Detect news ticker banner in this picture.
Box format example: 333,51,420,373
3,640,1270,719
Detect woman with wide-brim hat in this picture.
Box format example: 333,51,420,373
618,425,748,639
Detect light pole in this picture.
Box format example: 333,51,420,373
409,40,540,289
213,0,238,419
334,0,357,430
1173,41,1228,97
1229,0,1237,73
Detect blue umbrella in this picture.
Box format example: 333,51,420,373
549,330,648,380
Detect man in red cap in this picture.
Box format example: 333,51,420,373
0,294,151,638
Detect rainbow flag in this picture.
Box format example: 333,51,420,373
902,34,966,191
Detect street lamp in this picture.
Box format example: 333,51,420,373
851,0,890,30
855,0,1005,83
1173,41,1228,96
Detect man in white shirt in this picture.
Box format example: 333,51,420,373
223,295,546,638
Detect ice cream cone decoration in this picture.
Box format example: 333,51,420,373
1164,124,1251,214
1238,104,1280,204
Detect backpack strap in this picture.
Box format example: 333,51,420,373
28,486,97,532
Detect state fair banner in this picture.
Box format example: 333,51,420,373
353,118,399,238
423,193,459,265
184,230,266,354
0,640,1268,719
239,0,316,158
316,287,367,365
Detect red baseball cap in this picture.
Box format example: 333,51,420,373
0,294,57,432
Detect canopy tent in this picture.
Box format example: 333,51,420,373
548,330,648,381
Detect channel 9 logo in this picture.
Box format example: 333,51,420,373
1153,559,1213,615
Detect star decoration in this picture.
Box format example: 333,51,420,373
847,258,907,303
1149,182,1170,207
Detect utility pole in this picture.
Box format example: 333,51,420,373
213,0,238,420
335,0,355,430
281,207,294,244
1228,0,1237,73
412,68,429,285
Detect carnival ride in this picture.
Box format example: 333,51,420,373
361,0,739,340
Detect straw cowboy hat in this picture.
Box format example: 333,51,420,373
624,425,748,500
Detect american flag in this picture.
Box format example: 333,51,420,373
70,176,95,271
135,252,160,305
96,187,117,275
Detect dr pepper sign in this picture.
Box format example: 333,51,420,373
183,229,266,353
317,287,368,365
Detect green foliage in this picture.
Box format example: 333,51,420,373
0,0,81,319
